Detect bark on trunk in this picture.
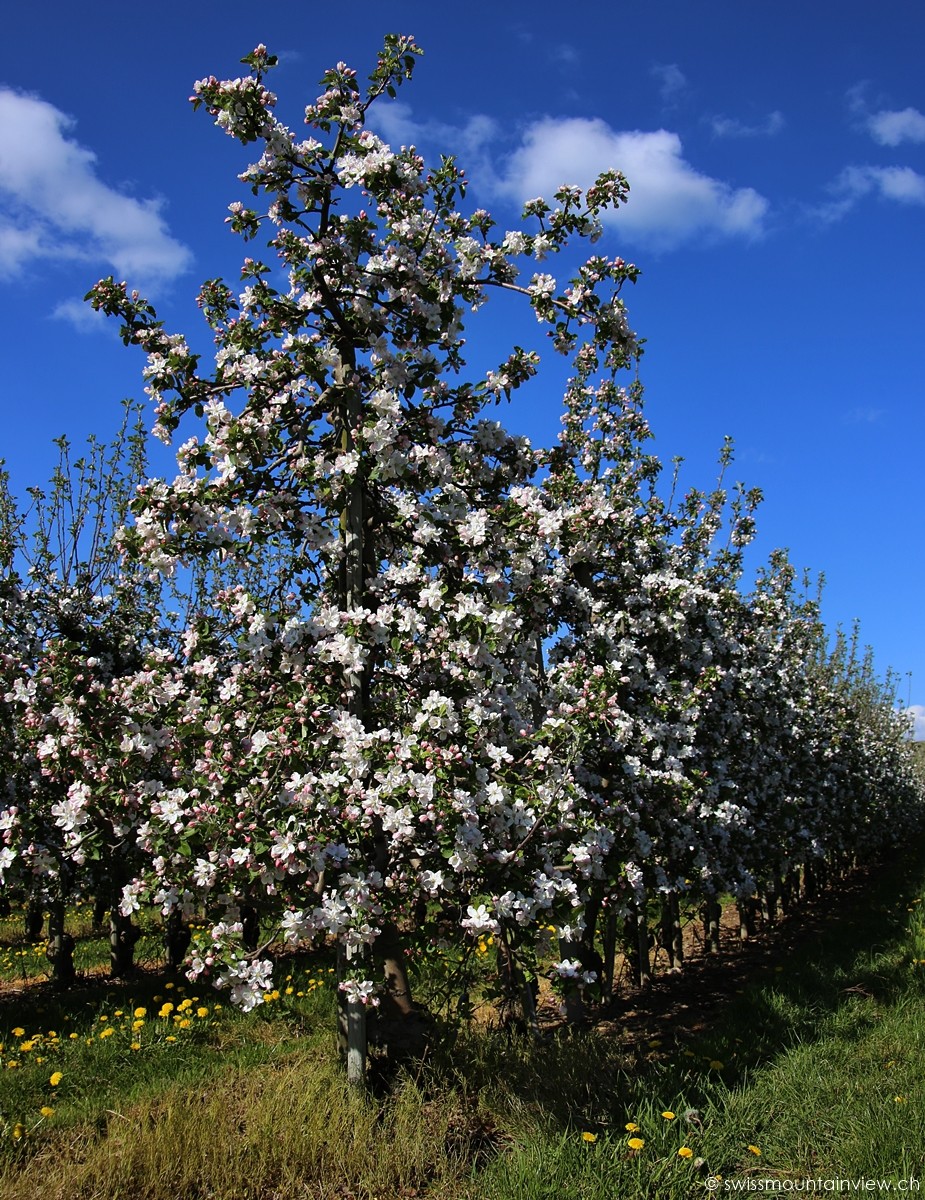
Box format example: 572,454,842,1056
703,897,721,955
109,907,141,977
661,892,683,971
46,899,75,988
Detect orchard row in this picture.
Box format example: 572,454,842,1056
0,38,918,1074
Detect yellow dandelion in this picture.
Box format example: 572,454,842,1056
49,1071,63,1086
894,1096,908,1104
177,1018,191,1029
7,1061,19,1070
133,1007,146,1019
165,1036,176,1043
69,1033,78,1040
625,1121,640,1132
12,1027,24,1038
19,1041,34,1052
627,1137,645,1150
99,1027,114,1039
12,1123,24,1141
582,1131,598,1143
678,1146,693,1158
661,1111,676,1120
130,1042,141,1051
40,1106,54,1118
708,1060,724,1070
158,1003,174,1018
196,1007,209,1019
747,1145,761,1156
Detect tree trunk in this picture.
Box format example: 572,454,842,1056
338,363,368,1087
737,897,756,941
602,908,618,996
24,898,44,942
109,907,141,977
46,899,75,988
661,892,683,971
625,891,650,988
703,896,721,955
164,910,192,971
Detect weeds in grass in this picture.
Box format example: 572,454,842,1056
1,846,924,1197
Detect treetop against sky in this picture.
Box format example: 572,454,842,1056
0,0,922,723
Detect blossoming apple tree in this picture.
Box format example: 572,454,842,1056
85,35,647,1077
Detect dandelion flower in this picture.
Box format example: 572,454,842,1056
130,1042,141,1051
158,1003,174,1018
12,1027,24,1038
12,1124,24,1141
661,1111,676,1120
582,1132,598,1143
40,1106,54,1118
747,1145,761,1156
133,1008,146,1019
678,1147,693,1158
49,1072,63,1086
196,1007,209,1018
708,1060,724,1070
625,1121,640,1132
627,1137,645,1150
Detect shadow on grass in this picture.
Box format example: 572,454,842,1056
411,833,925,1135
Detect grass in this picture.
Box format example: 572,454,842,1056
1,848,925,1198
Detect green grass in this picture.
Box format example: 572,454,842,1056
1,848,925,1198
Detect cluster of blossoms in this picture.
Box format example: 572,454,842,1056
0,38,920,1031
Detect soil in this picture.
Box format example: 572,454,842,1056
548,865,881,1051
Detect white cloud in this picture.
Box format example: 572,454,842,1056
845,405,885,424
371,100,499,161
650,63,687,106
867,106,925,147
819,163,925,221
711,111,785,139
0,86,192,289
903,705,925,741
550,43,579,67
494,117,768,250
51,297,112,333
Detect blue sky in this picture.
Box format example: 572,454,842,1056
1,0,923,729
